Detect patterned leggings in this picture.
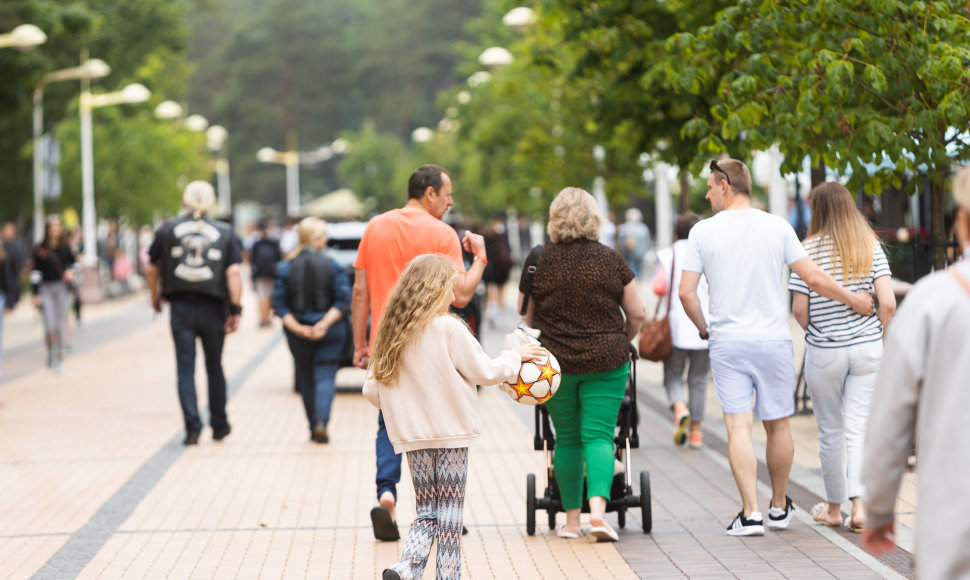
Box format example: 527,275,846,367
387,447,468,580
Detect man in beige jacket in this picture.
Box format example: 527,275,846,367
861,165,970,580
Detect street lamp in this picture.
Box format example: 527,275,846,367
258,132,340,216
478,46,514,68
502,7,537,30
0,24,47,49
32,58,112,242
206,125,231,215
80,79,151,264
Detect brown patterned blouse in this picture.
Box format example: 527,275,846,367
519,239,635,374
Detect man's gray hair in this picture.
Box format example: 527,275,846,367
183,181,215,218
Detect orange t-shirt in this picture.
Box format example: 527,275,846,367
353,208,465,344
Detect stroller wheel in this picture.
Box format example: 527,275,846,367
526,473,536,536
640,470,652,533
548,509,556,531
617,507,626,529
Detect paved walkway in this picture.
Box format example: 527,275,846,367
0,280,918,578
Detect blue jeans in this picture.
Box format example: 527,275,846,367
169,297,228,432
376,412,401,501
284,328,340,430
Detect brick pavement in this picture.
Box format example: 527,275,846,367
0,282,917,579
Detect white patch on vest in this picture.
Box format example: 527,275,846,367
173,220,222,242
174,263,214,282
171,246,184,258
207,248,223,261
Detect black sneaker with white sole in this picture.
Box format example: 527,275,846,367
726,511,765,536
767,495,795,529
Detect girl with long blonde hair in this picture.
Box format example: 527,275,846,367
364,254,545,580
788,181,896,533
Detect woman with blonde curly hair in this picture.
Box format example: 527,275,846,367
364,254,545,580
789,182,896,532
518,187,645,542
272,217,351,444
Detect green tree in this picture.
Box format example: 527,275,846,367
661,0,970,265
336,121,413,213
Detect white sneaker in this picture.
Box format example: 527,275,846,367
767,496,795,529
726,511,765,536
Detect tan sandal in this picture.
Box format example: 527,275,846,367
809,502,841,527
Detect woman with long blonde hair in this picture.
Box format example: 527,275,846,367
272,217,351,443
788,181,896,532
364,254,544,580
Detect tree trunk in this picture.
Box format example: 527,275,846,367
930,177,947,270
810,160,826,189
679,170,690,214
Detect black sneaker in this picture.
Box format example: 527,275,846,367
183,429,201,446
726,511,765,536
212,424,231,441
767,495,795,529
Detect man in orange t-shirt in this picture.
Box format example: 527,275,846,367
352,164,487,541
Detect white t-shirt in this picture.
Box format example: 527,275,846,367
684,209,807,342
656,241,710,350
788,236,891,347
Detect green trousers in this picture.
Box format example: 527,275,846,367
543,362,629,510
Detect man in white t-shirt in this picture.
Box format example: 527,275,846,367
679,159,873,536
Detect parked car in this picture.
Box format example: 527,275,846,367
325,221,367,368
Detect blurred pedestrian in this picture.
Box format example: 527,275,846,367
112,249,132,296
272,217,350,443
364,254,545,580
2,222,25,278
483,211,513,320
861,165,970,579
352,164,486,541
789,182,895,532
249,219,281,328
519,187,645,542
0,236,21,376
680,158,873,536
29,216,76,373
620,208,652,278
651,214,709,448
145,181,243,446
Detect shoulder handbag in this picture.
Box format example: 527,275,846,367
638,249,674,362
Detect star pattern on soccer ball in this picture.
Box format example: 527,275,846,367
511,375,533,399
537,359,559,384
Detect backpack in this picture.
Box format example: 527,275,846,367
251,238,280,278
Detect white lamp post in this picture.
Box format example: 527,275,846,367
502,7,537,30
0,24,47,49
206,125,231,215
258,132,342,216
32,58,112,243
80,78,151,264
478,46,514,68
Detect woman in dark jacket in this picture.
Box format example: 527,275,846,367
30,216,76,373
0,236,22,375
272,217,351,443
518,187,645,542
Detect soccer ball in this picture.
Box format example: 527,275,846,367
500,352,562,405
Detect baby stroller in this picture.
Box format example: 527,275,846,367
525,345,652,534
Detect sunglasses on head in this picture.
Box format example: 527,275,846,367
710,160,731,186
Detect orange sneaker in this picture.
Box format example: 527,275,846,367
688,431,703,448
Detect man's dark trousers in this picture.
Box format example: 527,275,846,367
169,297,229,432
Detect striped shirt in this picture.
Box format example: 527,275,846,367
788,236,891,348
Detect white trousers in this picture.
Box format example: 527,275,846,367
805,340,883,504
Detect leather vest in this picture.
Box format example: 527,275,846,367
159,215,231,301
287,250,333,312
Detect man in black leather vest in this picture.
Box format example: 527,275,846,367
145,181,243,445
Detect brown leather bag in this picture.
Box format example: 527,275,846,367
638,250,674,362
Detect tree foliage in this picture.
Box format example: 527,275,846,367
0,0,207,234
661,0,970,261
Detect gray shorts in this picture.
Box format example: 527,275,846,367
709,340,795,420
253,277,274,299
